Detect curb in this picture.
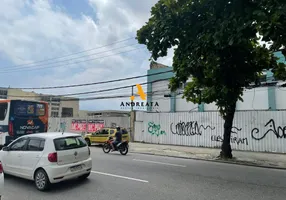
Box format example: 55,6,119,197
130,151,286,171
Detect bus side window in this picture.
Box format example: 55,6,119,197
0,103,8,121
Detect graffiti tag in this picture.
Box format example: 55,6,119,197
170,121,215,136
211,134,248,145
251,119,286,140
231,126,242,134
148,122,166,137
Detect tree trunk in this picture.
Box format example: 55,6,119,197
220,103,236,159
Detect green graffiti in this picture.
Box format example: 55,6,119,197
148,122,166,137
60,121,66,132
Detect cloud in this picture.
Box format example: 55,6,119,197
0,0,174,111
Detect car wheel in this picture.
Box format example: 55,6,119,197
79,172,90,180
34,169,50,191
85,138,91,146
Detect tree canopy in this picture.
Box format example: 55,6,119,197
136,0,286,158
137,0,286,116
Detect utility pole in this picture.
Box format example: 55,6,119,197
131,85,134,111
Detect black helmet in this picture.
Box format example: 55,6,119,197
116,126,121,131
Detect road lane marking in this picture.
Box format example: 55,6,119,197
133,159,186,167
91,170,149,183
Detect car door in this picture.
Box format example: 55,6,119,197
89,131,99,144
95,129,109,143
21,137,45,178
2,137,28,176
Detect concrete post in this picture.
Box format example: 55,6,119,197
130,111,136,142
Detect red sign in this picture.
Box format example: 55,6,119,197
71,119,104,132
87,120,105,132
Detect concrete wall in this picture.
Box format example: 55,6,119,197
275,87,286,110
134,110,286,153
152,81,170,112
7,89,38,100
60,99,80,118
147,67,174,112
152,84,270,112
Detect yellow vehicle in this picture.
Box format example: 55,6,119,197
84,127,129,146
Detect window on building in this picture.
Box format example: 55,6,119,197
0,90,8,99
51,111,58,117
51,107,59,111
40,96,50,102
62,107,73,117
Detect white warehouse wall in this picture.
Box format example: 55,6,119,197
236,87,268,110
176,94,198,112
204,87,269,111
275,87,286,110
152,81,170,112
151,80,270,112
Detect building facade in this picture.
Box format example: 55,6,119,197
0,88,79,117
147,51,286,112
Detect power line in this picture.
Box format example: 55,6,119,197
0,46,145,74
0,37,135,69
0,88,171,102
1,77,172,98
0,81,270,100
2,70,173,90
0,43,140,72
0,79,272,101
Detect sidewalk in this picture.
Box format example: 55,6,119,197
129,142,286,170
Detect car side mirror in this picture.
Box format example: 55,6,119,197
2,146,9,151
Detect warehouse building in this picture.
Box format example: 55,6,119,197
147,51,286,112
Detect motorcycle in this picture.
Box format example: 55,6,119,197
102,136,129,155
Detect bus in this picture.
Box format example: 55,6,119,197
0,99,49,148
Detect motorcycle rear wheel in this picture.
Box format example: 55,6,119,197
119,145,128,155
102,143,111,153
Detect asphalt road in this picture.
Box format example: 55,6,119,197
3,146,286,200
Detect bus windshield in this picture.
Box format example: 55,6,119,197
14,101,46,117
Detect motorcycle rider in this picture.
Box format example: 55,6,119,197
111,126,122,151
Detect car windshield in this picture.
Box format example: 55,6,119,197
54,136,87,151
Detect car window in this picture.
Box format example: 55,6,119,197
10,138,28,151
122,129,127,134
39,140,45,151
0,103,8,121
98,129,109,135
27,139,45,151
54,136,87,151
110,129,115,134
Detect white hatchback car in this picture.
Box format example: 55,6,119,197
0,132,92,191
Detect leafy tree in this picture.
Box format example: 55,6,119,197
136,0,286,158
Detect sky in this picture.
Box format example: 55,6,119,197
0,0,174,111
